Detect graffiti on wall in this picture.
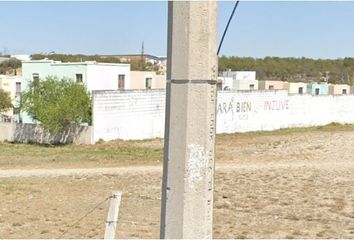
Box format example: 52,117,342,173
264,100,289,111
217,100,252,115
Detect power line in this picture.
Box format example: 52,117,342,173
217,0,241,56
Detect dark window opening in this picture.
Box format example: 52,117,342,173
298,87,303,94
145,78,152,89
76,74,83,83
118,74,125,90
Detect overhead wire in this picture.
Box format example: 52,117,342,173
217,0,241,56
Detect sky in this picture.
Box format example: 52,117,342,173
0,1,354,59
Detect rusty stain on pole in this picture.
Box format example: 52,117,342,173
160,1,218,238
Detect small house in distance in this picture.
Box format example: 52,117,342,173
288,82,307,94
258,80,287,90
130,71,166,89
0,75,22,119
22,60,131,92
328,84,351,95
307,82,329,95
220,70,258,90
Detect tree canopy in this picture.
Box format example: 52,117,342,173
0,58,22,75
21,77,92,133
0,89,12,114
219,56,354,85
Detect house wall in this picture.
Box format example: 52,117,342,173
0,75,22,116
92,90,354,141
86,64,131,91
22,60,131,92
222,71,256,81
234,79,259,90
130,71,157,89
289,82,308,94
258,80,285,90
155,74,166,89
328,84,351,95
307,83,329,95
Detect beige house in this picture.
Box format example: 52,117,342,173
130,71,166,89
258,80,287,90
0,75,22,117
329,84,351,95
288,82,307,94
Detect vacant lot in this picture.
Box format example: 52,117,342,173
0,124,354,238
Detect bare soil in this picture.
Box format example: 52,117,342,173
0,126,354,238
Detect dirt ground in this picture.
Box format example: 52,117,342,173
1,126,354,238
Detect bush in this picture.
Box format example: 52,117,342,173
21,77,92,133
0,89,12,113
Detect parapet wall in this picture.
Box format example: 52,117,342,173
93,90,354,141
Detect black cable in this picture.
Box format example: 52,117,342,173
217,0,241,56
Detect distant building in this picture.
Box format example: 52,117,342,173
22,60,131,92
219,70,258,90
130,71,166,89
288,82,308,94
258,80,287,90
11,54,31,62
307,82,329,95
328,84,351,95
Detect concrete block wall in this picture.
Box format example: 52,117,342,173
93,90,165,142
92,89,354,141
0,122,93,144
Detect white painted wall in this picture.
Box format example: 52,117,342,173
93,90,354,141
93,90,165,142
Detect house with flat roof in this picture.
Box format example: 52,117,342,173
22,60,131,92
329,84,351,95
130,71,166,90
0,75,22,119
219,71,258,90
288,82,308,94
307,82,329,95
258,80,287,90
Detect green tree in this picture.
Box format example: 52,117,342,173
0,89,12,113
21,77,92,133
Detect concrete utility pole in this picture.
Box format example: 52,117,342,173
160,1,218,239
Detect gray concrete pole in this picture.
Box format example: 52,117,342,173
160,1,218,239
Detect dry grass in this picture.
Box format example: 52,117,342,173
1,124,354,238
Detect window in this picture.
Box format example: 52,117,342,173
249,84,255,90
118,74,125,90
145,78,152,89
15,82,21,96
342,89,347,94
298,87,303,94
32,73,39,88
76,74,83,83
269,85,274,90
315,88,320,95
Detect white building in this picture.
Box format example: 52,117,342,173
22,60,131,92
219,70,258,90
11,54,31,62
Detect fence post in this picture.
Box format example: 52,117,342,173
104,192,122,240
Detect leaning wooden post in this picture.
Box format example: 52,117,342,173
104,192,122,240
160,1,218,239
